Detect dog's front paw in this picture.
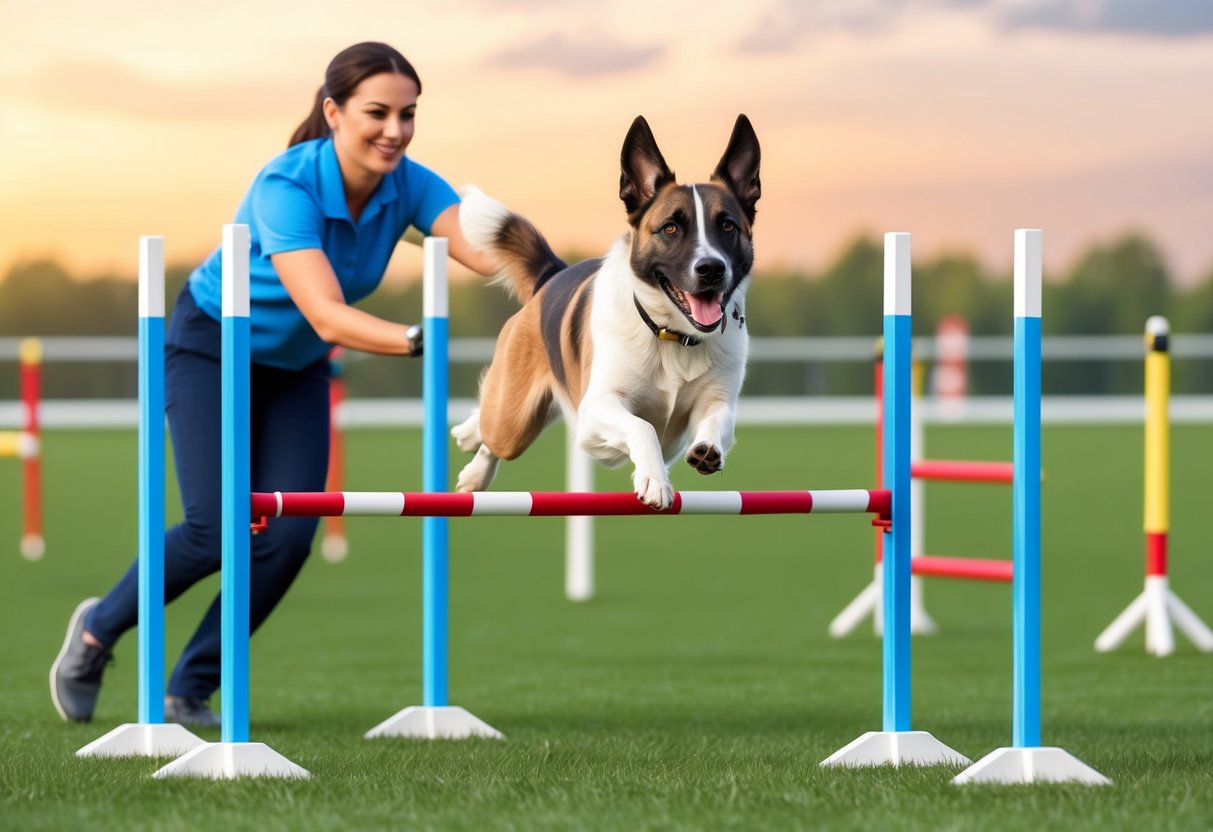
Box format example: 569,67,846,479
451,409,482,453
633,471,674,510
456,447,499,493
686,442,724,475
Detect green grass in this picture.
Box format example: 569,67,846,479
1,423,1211,830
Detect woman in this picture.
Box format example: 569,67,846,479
51,42,497,727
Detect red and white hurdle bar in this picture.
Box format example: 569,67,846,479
252,489,889,521
1,337,44,561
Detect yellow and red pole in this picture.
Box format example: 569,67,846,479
1143,317,1169,579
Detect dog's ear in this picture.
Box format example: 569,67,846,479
712,114,761,224
620,116,675,220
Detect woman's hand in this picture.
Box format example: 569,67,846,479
405,324,423,357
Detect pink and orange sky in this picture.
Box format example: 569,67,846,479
4,0,1213,285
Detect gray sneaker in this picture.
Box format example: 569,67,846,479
50,598,112,722
164,695,221,729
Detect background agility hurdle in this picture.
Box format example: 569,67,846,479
829,343,1014,638
1094,315,1213,656
0,336,44,560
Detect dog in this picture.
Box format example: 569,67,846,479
452,114,761,510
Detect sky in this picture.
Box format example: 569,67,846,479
3,0,1213,287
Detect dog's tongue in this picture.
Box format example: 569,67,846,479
688,292,724,327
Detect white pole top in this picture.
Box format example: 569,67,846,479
1014,229,1042,319
884,232,911,316
139,236,164,318
1145,315,1169,338
222,224,251,318
423,237,449,319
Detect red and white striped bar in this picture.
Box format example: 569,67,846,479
911,460,1014,484
251,489,890,520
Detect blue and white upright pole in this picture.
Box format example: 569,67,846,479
422,237,450,708
882,232,912,734
1012,228,1043,750
364,237,501,741
153,224,307,778
220,223,253,745
822,233,968,768
954,229,1110,785
75,238,205,759
138,236,166,728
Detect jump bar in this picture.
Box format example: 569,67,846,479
251,489,891,520
912,555,1013,582
911,459,1014,484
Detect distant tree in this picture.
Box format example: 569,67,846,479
1050,233,1171,336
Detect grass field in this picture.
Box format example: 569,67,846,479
1,423,1211,830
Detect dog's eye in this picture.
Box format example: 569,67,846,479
661,222,679,236
721,219,736,233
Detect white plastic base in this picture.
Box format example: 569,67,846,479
365,706,504,740
1095,576,1213,656
820,730,970,768
953,746,1111,785
76,722,205,758
320,534,348,563
20,533,45,561
151,742,309,779
829,564,938,637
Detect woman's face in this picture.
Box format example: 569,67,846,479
325,71,419,181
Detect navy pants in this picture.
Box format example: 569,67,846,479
86,344,329,699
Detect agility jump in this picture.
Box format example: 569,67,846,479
1,337,44,560
79,225,1109,785
1094,316,1213,656
829,343,1016,639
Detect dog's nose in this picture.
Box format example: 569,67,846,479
694,257,727,284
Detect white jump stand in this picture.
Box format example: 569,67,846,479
828,563,938,637
76,723,205,758
365,706,504,740
1095,576,1213,657
821,730,969,768
152,742,310,779
954,746,1111,785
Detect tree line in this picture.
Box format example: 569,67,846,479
3,231,1213,399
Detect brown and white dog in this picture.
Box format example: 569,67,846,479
453,114,761,509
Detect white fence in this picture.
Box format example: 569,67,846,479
4,335,1213,429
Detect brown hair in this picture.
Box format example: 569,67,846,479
288,42,422,147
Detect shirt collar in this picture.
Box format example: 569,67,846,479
318,138,400,224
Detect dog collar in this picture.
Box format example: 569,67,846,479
633,295,706,347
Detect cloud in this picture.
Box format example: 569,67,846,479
736,0,1213,54
1000,0,1213,39
736,0,906,53
486,32,665,77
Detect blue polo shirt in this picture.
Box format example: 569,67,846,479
180,137,459,370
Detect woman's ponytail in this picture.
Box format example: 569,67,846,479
288,86,331,147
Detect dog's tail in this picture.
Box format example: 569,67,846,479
459,186,567,303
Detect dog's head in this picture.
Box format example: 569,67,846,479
620,114,761,336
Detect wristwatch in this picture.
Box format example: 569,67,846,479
405,324,423,357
